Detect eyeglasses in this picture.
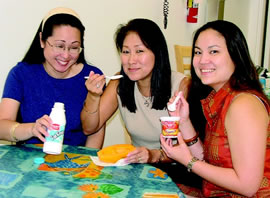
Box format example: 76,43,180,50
46,40,83,55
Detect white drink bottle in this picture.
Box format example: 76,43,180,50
43,102,66,155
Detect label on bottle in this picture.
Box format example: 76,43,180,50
45,123,65,143
266,78,270,89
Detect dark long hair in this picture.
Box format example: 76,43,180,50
115,18,171,112
188,20,268,141
22,14,86,64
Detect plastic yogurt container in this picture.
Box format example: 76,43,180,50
160,116,180,138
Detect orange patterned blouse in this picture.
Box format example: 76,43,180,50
201,83,270,197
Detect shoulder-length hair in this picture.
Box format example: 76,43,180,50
114,18,171,112
188,20,268,140
22,14,86,64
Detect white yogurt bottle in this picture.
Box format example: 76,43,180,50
43,102,66,155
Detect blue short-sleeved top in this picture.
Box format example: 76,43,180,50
2,62,103,146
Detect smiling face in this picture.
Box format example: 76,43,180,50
193,29,235,91
41,25,81,78
120,32,155,83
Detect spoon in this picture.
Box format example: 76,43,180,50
167,92,182,112
84,75,123,80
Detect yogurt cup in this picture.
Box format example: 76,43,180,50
160,116,180,138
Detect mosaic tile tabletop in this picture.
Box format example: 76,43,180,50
0,144,185,198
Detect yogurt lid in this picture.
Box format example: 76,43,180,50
160,116,180,121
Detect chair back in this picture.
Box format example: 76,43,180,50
174,45,192,75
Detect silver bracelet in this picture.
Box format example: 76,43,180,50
187,156,199,172
83,102,98,114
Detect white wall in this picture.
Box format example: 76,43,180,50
223,0,266,66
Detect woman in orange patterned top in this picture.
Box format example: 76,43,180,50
161,20,270,197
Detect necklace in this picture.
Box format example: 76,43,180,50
137,83,152,107
142,96,152,107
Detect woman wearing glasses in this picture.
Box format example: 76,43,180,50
0,7,105,148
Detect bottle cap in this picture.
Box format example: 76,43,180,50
53,102,65,109
34,157,45,164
